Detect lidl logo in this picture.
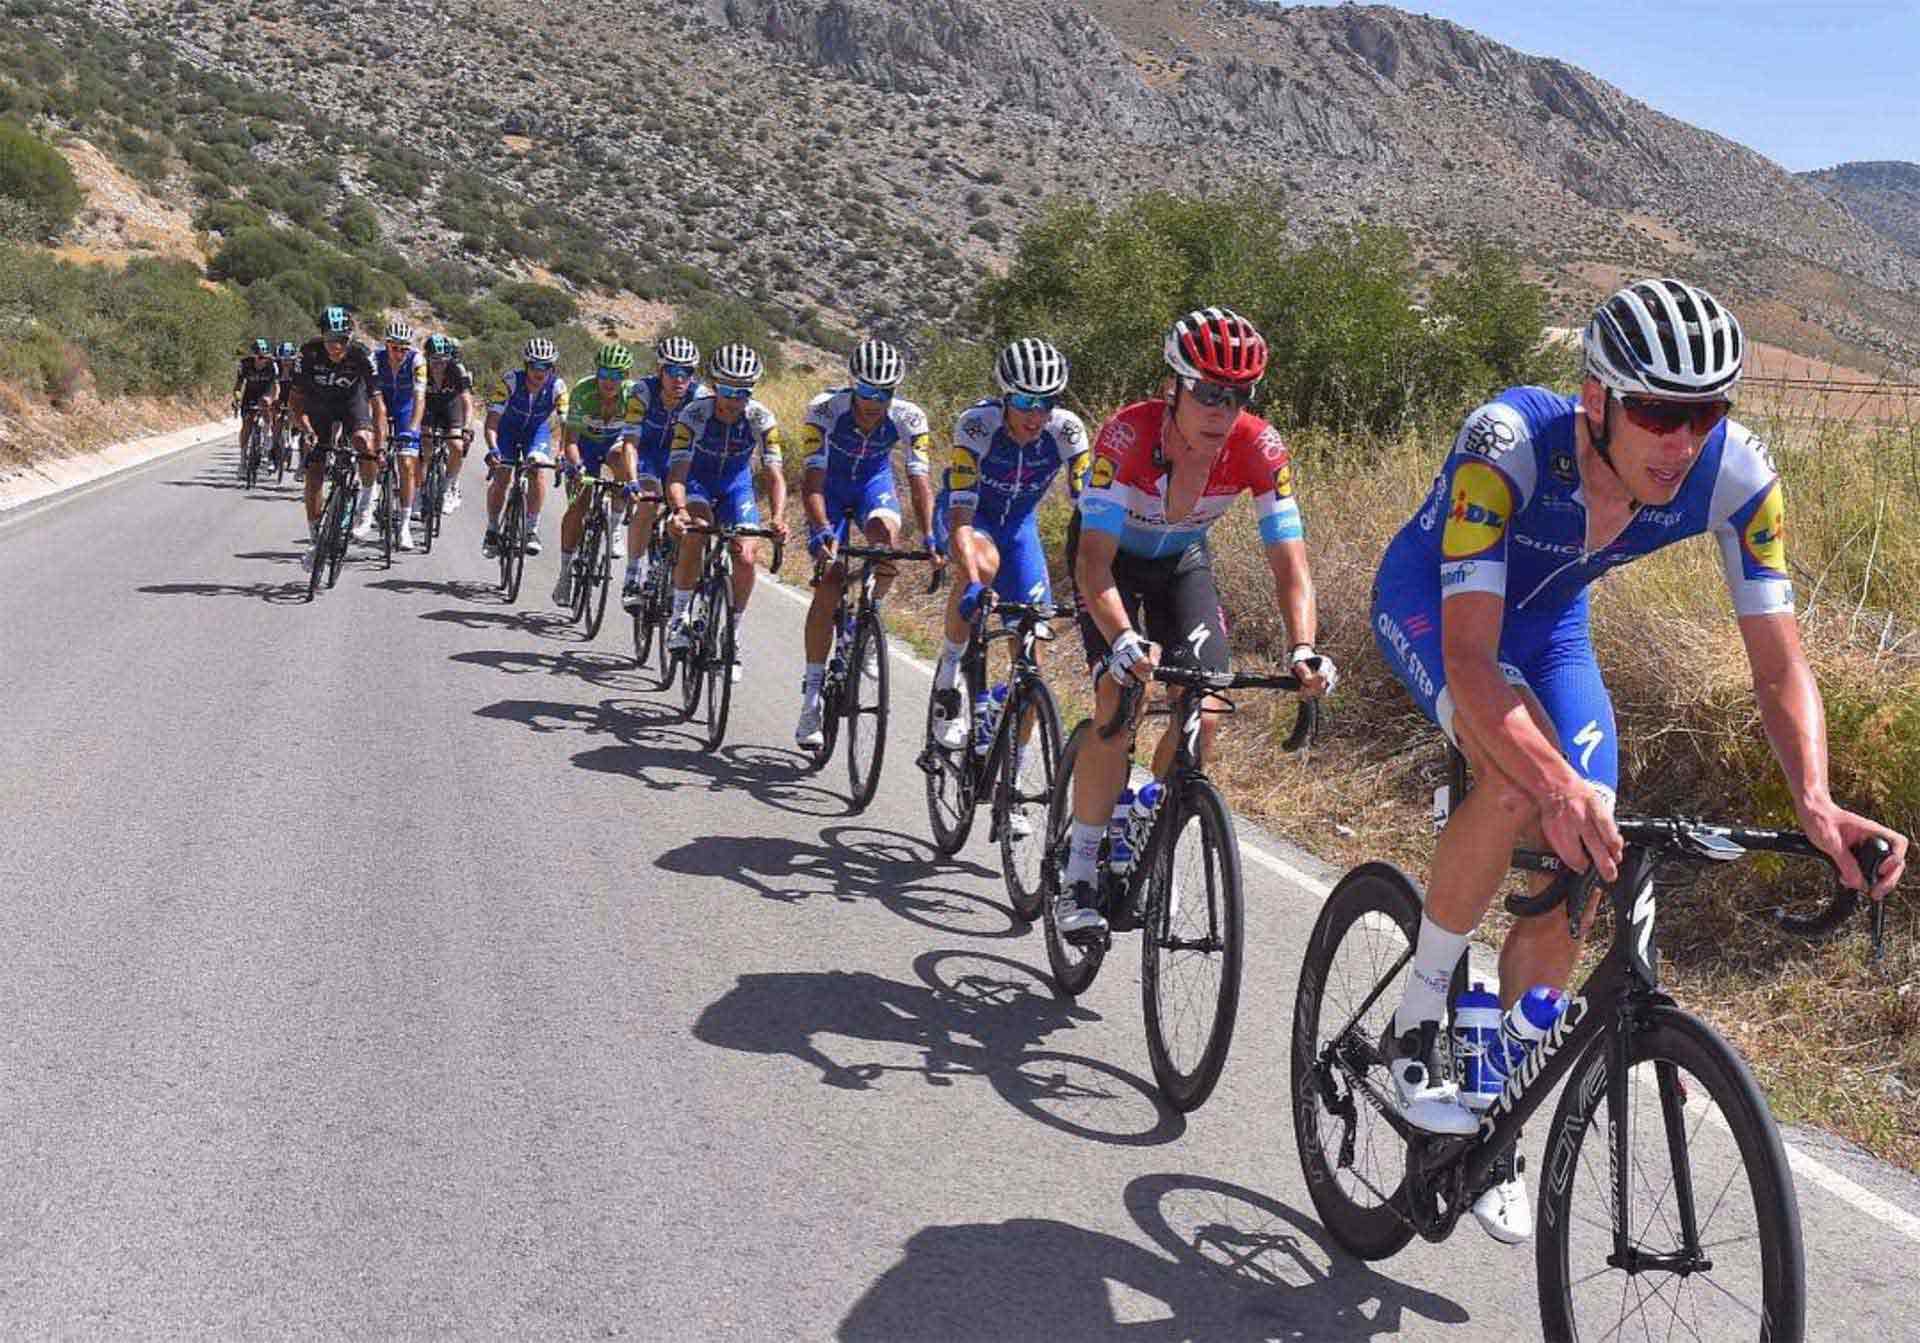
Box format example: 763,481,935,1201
949,455,979,491
1741,480,1787,578
1441,461,1512,560
1271,461,1295,498
1089,456,1117,490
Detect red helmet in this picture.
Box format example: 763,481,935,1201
1164,306,1268,386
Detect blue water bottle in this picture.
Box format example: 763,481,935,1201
1452,982,1506,1111
1128,779,1165,851
1106,787,1136,874
1491,985,1567,1090
974,683,1008,755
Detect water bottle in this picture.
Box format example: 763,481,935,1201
1489,985,1568,1092
1106,788,1137,874
973,683,1008,756
1127,779,1166,853
1452,981,1506,1111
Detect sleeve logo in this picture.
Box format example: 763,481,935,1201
1270,461,1294,498
1440,461,1512,561
1089,455,1117,490
1741,480,1787,578
1460,411,1517,459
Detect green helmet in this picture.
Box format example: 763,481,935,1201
319,306,351,336
595,343,634,373
425,333,454,357
251,338,271,355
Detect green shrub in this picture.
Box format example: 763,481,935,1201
665,294,786,380
492,280,578,327
208,225,304,285
0,117,82,240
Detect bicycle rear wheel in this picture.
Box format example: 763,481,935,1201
306,479,339,603
243,422,261,489
1040,720,1104,997
922,678,976,857
844,608,889,811
1537,1006,1804,1343
501,490,526,602
322,470,352,591
997,677,1062,923
1141,777,1244,1113
378,460,395,569
272,421,289,486
421,452,443,553
1290,862,1427,1261
583,503,613,640
701,576,735,751
679,583,705,721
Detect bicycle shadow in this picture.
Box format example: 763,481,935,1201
365,576,500,603
654,824,1014,936
234,549,307,566
451,647,651,689
423,606,578,638
136,580,308,605
839,1175,1466,1340
694,948,1185,1147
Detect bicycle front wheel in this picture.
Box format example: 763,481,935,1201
1040,720,1104,997
1290,862,1425,1262
501,491,526,601
421,454,443,553
701,576,735,751
378,462,395,569
922,679,976,857
844,609,889,811
583,505,612,640
1537,1006,1804,1343
998,677,1062,923
679,586,705,721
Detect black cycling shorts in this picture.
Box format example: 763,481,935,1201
1073,536,1230,676
303,402,373,468
423,400,469,435
240,384,276,412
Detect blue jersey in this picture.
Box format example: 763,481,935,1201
801,389,932,483
374,347,425,425
487,369,570,453
946,399,1090,530
1387,386,1793,620
631,373,706,458
669,394,784,484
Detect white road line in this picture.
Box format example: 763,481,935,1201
760,565,1920,1243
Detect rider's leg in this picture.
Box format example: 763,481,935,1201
863,507,903,605
669,494,712,640
1141,565,1232,776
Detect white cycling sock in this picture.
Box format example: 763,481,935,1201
671,588,692,618
355,486,373,514
934,638,967,690
802,661,825,704
1395,913,1470,1037
526,512,541,532
1065,820,1104,886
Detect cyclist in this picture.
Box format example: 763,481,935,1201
663,343,789,683
1374,277,1908,1244
795,339,939,748
273,340,298,469
483,335,569,559
422,334,475,514
232,338,280,470
1063,306,1334,933
373,318,428,549
553,343,643,609
290,306,384,572
622,334,706,612
928,339,1090,811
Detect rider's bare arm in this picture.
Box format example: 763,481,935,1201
1073,526,1134,651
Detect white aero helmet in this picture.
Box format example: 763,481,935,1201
848,338,905,389
523,335,558,364
655,334,699,367
994,337,1070,398
709,342,764,385
1583,278,1744,401
385,317,415,343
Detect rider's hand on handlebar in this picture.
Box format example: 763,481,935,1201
768,517,790,543
1287,643,1338,700
1539,782,1623,884
667,507,692,538
807,527,837,564
957,581,988,621
1799,796,1907,899
1107,630,1158,686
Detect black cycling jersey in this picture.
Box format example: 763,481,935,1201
235,357,279,396
294,338,379,406
424,360,474,412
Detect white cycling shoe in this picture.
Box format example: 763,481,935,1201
351,511,377,542
1472,1164,1533,1245
795,700,825,749
397,521,416,551
929,688,968,751
443,485,463,513
1388,1021,1480,1137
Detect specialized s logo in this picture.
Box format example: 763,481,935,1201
1088,456,1117,490
1440,461,1512,561
1741,480,1788,579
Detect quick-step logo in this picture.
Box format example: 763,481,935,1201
1477,992,1591,1138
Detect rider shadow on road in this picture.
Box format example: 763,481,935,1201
451,646,656,692
138,579,308,605
694,947,1186,1148
365,576,499,603
656,823,1010,935
422,606,582,639
840,1173,1466,1340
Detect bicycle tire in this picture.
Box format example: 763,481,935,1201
502,490,526,602
679,581,705,721
378,459,395,569
583,501,612,640
998,676,1062,923
1290,862,1426,1261
421,453,442,554
569,510,594,626
243,422,261,490
322,470,351,591
702,575,735,752
306,477,338,603
1041,720,1105,997
923,678,976,858
272,422,289,486
1141,777,1245,1113
1537,1005,1804,1343
845,608,889,812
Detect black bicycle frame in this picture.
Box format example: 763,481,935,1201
957,601,1055,787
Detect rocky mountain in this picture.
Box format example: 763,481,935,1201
31,0,1920,370
1801,161,1920,262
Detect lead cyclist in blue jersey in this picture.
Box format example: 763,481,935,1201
1374,277,1908,1245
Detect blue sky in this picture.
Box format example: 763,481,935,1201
1275,3,1918,172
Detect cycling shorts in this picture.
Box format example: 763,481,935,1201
1075,539,1229,677
303,405,372,468
240,384,276,412
948,505,1052,610
423,401,469,435
576,436,628,478
493,427,554,467
824,470,901,538
1371,548,1619,802
686,470,760,527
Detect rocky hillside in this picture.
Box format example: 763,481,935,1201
22,0,1920,370
1801,161,1920,261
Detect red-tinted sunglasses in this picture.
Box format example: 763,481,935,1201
1616,392,1729,436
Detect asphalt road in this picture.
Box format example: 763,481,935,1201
1,437,1915,1339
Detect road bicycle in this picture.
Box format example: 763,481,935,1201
1040,664,1318,1111
1291,742,1893,1341
804,538,937,812
674,521,783,751
305,426,369,602
418,427,458,553
559,469,624,641
240,409,271,490
626,493,679,686
490,456,555,603
915,590,1063,919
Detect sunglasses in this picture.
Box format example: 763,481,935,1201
714,383,754,400
661,363,695,379
853,381,894,402
526,360,555,372
1615,392,1730,436
1180,376,1253,410
322,335,348,347
1004,391,1056,413
596,367,627,381
386,340,410,350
